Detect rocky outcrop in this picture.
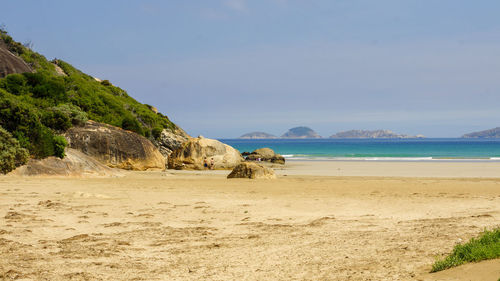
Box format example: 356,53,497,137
243,148,285,164
65,121,165,170
154,128,190,161
0,41,32,78
462,127,500,138
168,136,243,170
239,132,277,139
281,127,322,138
227,162,276,179
12,148,120,177
330,129,424,139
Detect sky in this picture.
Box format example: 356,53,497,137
2,0,500,138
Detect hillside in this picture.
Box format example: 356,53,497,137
330,129,424,139
0,29,184,173
462,127,500,138
281,127,322,138
239,132,277,139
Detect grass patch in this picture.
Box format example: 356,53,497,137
431,228,500,272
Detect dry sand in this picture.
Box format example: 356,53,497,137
0,161,499,280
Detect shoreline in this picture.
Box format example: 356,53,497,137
285,157,500,162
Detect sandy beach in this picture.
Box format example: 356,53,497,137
1,161,499,280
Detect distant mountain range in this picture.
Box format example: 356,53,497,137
462,127,500,138
281,127,322,139
239,127,424,139
239,132,278,139
330,130,424,139
238,127,321,139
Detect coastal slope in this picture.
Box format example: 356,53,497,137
0,29,187,173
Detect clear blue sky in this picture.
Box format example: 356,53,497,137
2,0,500,138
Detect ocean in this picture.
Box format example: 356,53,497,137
219,138,500,161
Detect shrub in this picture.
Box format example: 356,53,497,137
0,126,29,174
0,74,28,95
0,90,60,158
53,135,67,159
100,80,111,86
152,127,163,139
42,109,72,131
43,104,88,130
121,115,143,135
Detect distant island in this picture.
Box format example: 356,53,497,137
239,132,278,139
281,127,322,139
462,127,500,138
330,129,424,139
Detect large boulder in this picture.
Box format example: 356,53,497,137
168,136,243,170
0,41,33,78
11,148,120,177
227,162,276,179
154,128,190,161
65,121,165,170
245,147,285,164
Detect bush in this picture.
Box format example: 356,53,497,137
53,135,67,158
42,109,72,131
0,74,28,95
100,80,111,86
43,104,88,130
152,127,163,139
121,115,143,135
0,90,61,158
0,126,29,174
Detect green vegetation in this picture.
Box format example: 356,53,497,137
0,126,29,174
0,28,178,171
431,228,500,272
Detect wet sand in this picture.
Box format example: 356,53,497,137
280,160,500,178
0,162,499,280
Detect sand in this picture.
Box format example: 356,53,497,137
0,161,499,280
280,160,500,178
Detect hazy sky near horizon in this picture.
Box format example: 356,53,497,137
2,0,500,138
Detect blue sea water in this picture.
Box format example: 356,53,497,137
219,138,500,161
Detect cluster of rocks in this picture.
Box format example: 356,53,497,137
13,119,282,180
242,148,285,164
167,136,243,170
153,128,190,161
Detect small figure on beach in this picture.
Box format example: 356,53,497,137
210,158,215,170
203,157,208,169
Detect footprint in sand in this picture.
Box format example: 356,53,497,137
72,192,110,199
38,200,65,209
134,213,154,218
